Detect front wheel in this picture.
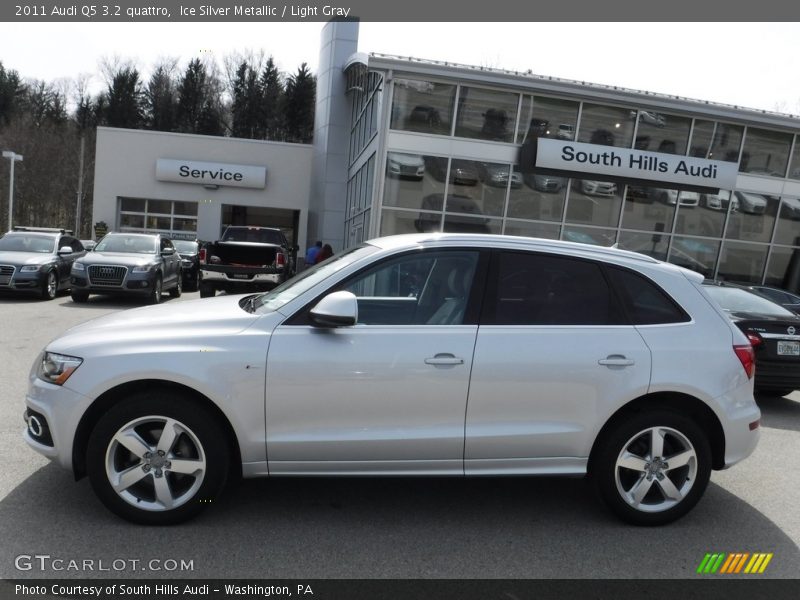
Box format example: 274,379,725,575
41,271,58,300
86,393,230,525
148,275,162,305
591,410,711,526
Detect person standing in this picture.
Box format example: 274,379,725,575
315,243,334,264
304,241,322,269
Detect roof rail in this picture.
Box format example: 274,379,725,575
12,226,74,235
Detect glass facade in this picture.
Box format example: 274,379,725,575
118,197,198,239
357,70,800,292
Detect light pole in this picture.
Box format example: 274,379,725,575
2,150,23,231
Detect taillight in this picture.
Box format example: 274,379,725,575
276,253,286,267
733,344,756,379
199,247,206,264
745,331,763,347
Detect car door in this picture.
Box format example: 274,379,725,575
464,251,652,474
264,248,486,474
160,238,178,287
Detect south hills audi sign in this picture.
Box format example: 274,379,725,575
534,138,739,190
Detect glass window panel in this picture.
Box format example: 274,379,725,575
632,111,691,156
383,153,448,211
577,103,635,149
148,200,172,215
675,192,726,238
668,236,720,277
119,214,144,229
454,86,518,142
689,120,743,162
380,209,436,236
566,178,623,227
772,198,800,245
147,216,172,230
717,242,768,284
390,78,456,136
503,220,560,239
517,96,579,144
473,161,511,216
173,201,198,216
172,218,197,232
561,225,616,246
765,246,800,288
617,230,669,261
724,192,778,243
620,185,677,235
508,166,566,221
442,213,502,234
789,136,800,180
120,198,145,212
739,127,792,177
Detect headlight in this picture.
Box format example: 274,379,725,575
72,262,85,271
37,352,83,385
133,263,159,272
20,265,42,272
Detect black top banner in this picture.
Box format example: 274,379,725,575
2,0,800,22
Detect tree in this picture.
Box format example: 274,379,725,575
175,58,224,135
230,60,261,139
284,63,315,143
144,61,178,132
0,62,25,126
104,67,144,128
259,56,284,141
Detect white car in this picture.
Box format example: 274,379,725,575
557,123,575,140
386,152,425,180
654,188,701,207
733,191,768,215
24,234,760,525
702,190,739,212
580,180,618,196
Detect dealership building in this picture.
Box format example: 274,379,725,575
94,21,800,287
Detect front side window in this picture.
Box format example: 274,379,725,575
341,251,479,326
488,252,623,326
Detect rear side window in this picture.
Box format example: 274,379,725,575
489,252,624,325
607,266,690,325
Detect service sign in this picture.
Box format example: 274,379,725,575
156,159,266,189
535,138,739,190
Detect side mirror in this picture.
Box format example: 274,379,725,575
161,248,176,256
309,291,358,328
58,246,73,255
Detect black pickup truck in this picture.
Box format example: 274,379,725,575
198,226,297,298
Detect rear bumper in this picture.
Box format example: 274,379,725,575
714,382,761,469
753,359,800,392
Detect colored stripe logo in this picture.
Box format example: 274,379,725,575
697,552,773,574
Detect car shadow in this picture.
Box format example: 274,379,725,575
57,295,185,310
755,392,800,433
0,464,797,579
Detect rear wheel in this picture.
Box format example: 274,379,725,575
86,392,230,525
199,282,215,298
592,410,711,526
169,274,182,298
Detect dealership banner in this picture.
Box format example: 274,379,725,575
534,138,739,191
155,159,266,189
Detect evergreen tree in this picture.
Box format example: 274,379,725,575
145,64,177,132
0,62,25,126
104,67,144,128
230,61,261,139
197,99,224,136
259,56,284,141
176,59,208,133
284,63,315,143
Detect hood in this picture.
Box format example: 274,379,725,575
387,153,424,167
47,295,262,355
76,252,159,267
0,251,54,266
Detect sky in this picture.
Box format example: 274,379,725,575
1,22,799,116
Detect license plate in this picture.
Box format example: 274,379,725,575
231,274,250,280
777,340,800,356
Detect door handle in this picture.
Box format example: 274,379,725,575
425,353,464,366
598,355,635,367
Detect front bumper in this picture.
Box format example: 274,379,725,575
70,270,159,296
0,269,48,291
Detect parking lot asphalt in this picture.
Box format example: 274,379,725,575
0,291,798,579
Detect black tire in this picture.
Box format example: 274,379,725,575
169,273,182,298
86,392,230,525
758,388,794,397
40,270,58,300
71,291,89,303
148,274,163,305
591,410,711,526
199,282,215,298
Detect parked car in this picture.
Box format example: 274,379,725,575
733,191,768,215
744,284,800,315
579,180,618,196
638,111,666,127
386,152,425,180
701,190,739,212
556,123,575,140
414,194,490,233
703,281,800,395
0,226,85,300
406,105,441,131
80,240,97,251
476,163,522,188
70,232,182,304
173,239,202,292
524,172,566,193
25,233,760,526
424,157,479,186
779,197,800,220
653,188,700,207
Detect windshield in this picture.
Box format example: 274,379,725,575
705,285,796,317
253,244,377,313
95,235,157,254
0,234,55,253
173,240,198,253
